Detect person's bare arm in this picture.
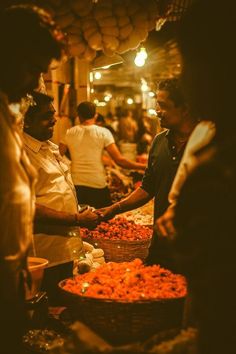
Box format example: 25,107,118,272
96,187,151,220
102,153,116,167
35,203,76,225
35,204,98,228
106,143,146,171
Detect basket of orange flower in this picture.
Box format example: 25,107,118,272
81,217,153,263
59,259,187,345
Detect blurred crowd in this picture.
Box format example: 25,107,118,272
95,108,161,155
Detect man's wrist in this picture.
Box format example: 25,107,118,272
74,213,80,226
115,202,123,214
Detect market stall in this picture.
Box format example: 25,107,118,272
23,200,189,353
0,1,194,353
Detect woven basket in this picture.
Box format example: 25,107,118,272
59,280,185,345
85,236,152,262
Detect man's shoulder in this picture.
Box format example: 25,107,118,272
152,130,169,145
94,125,113,137
66,125,81,135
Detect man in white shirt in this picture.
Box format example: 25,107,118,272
23,92,98,304
59,101,145,208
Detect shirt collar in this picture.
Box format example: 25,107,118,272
23,133,57,153
164,129,172,141
165,129,170,136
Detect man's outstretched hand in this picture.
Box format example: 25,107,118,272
95,204,118,221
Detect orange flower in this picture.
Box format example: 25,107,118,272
81,217,152,241
63,259,187,301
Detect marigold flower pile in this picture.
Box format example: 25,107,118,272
62,259,187,301
81,217,152,241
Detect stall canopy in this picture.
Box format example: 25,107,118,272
0,0,193,61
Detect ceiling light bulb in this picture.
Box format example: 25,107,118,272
140,47,148,60
134,55,145,67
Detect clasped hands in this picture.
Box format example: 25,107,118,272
75,204,117,229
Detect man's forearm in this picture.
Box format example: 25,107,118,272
35,204,76,226
114,187,151,214
117,157,145,170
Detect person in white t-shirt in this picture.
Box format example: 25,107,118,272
59,101,146,208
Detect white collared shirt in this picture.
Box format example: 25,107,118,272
23,133,83,267
23,133,78,214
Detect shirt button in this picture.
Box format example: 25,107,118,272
172,146,175,149
172,156,176,160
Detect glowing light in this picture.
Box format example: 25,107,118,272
134,55,145,67
102,65,110,69
127,98,134,105
94,99,99,105
134,47,148,67
89,72,93,82
97,101,106,107
94,71,102,80
104,95,111,102
90,88,94,93
148,108,157,116
141,78,149,92
148,91,155,97
140,47,148,60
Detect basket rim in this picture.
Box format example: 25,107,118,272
82,236,152,244
58,279,186,304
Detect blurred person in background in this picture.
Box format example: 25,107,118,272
95,113,117,168
96,112,118,143
106,111,119,134
118,109,138,143
59,101,145,209
23,92,98,304
0,5,64,353
136,113,154,155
